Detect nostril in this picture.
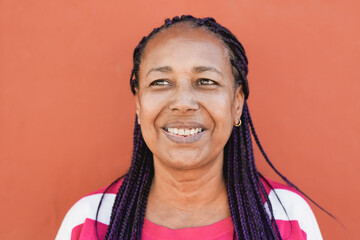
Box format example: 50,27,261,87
168,97,199,112
168,86,200,112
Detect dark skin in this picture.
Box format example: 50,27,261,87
134,23,244,229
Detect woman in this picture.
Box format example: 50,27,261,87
56,15,323,240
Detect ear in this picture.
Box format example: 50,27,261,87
234,85,245,123
134,89,141,125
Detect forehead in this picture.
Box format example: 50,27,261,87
140,24,231,71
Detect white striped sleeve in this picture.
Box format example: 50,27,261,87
55,193,116,240
265,189,323,240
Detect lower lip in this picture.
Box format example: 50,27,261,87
162,129,205,144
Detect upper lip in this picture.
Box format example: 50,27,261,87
162,121,206,130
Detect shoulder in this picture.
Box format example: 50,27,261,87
55,178,124,240
262,178,323,240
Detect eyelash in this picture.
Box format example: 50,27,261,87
149,79,218,87
150,79,169,86
198,78,217,86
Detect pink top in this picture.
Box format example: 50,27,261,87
56,179,323,240
142,217,234,240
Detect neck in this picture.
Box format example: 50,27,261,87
145,155,230,229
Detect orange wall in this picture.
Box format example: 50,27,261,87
1,1,359,239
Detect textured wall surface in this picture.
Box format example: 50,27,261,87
1,0,359,239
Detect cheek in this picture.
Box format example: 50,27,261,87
138,92,168,130
207,95,236,146
203,92,235,124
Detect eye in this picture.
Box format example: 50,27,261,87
150,79,170,87
198,78,217,86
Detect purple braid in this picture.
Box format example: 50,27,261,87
223,130,244,239
119,143,147,238
94,15,333,240
104,119,154,240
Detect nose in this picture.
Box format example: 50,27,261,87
168,83,199,113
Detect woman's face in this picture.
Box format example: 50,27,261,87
135,24,244,170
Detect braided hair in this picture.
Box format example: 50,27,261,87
97,15,329,240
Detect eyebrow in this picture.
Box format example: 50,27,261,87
146,65,223,77
146,66,172,76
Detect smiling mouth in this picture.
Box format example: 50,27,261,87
163,127,205,137
162,127,205,144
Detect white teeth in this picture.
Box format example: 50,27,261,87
166,128,203,136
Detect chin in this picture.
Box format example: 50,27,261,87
165,158,205,170
158,151,218,171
